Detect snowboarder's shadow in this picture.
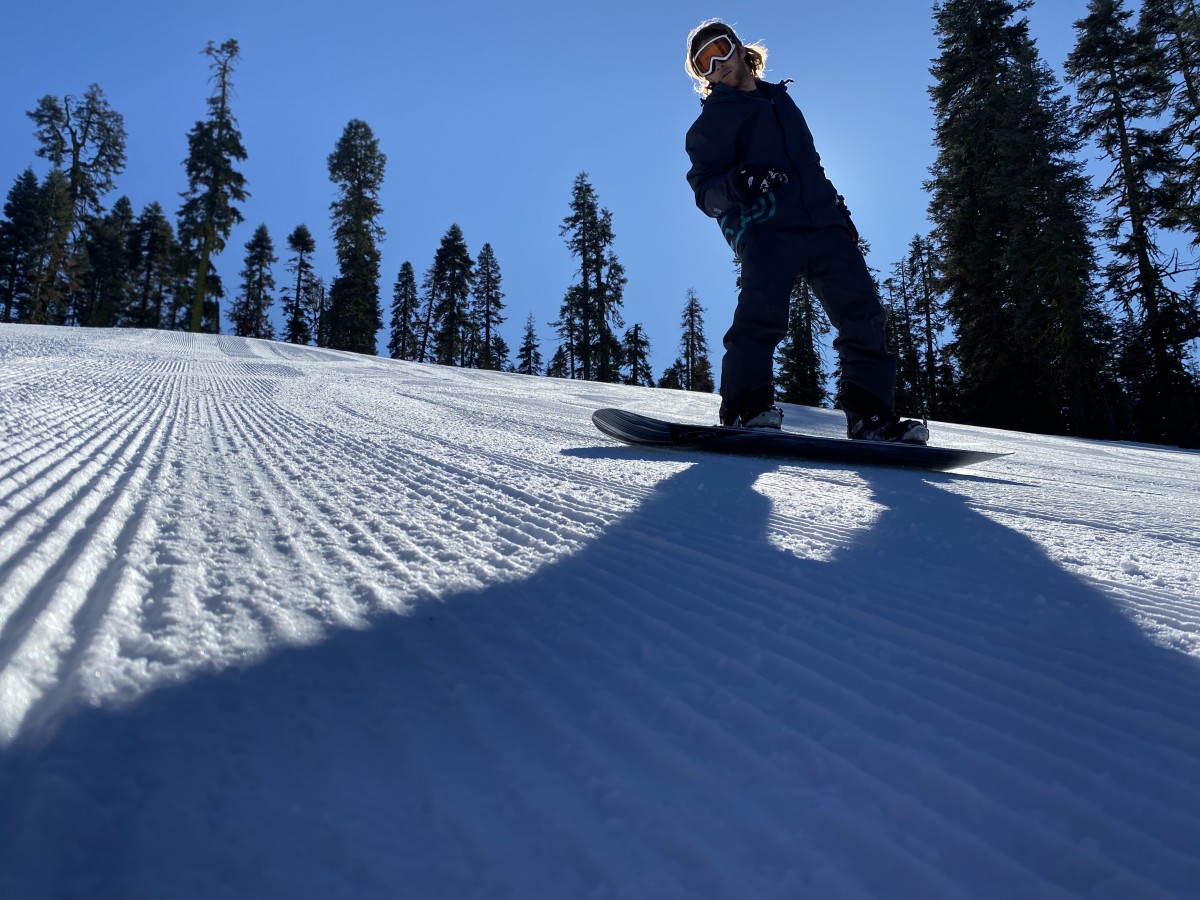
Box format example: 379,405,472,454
2,448,1198,898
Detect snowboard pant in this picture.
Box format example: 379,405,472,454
719,225,896,425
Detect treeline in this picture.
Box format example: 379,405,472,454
770,0,1200,447
4,1,1200,446
0,38,716,393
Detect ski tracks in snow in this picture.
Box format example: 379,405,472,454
1,326,1199,899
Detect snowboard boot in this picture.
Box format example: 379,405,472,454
846,411,929,445
731,405,784,430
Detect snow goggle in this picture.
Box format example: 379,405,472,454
692,34,738,78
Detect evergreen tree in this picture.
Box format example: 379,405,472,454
25,83,127,324
776,277,830,407
75,195,134,327
311,276,331,348
516,313,544,375
546,346,570,378
671,289,716,393
622,323,654,386
125,202,177,329
0,168,44,322
229,224,275,339
558,172,627,381
178,39,248,334
282,224,316,345
1068,0,1200,445
428,224,474,366
22,169,74,323
387,261,420,360
472,243,508,370
1139,0,1200,239
929,0,1118,437
657,361,685,390
901,235,957,418
327,118,385,354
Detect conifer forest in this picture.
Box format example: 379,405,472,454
2,1,1199,446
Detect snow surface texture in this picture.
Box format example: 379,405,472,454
1,325,1198,900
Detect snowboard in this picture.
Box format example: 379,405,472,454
592,408,1010,472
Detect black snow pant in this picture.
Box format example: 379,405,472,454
719,226,896,425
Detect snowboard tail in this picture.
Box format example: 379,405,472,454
592,408,1009,472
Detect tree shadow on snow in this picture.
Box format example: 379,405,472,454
1,453,1198,899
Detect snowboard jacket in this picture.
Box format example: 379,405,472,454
685,80,850,254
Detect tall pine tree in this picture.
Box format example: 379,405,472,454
929,0,1118,437
472,243,508,370
558,173,626,381
282,224,316,345
428,224,474,366
229,223,275,339
387,261,420,360
178,40,247,334
327,119,386,354
1068,0,1200,445
25,83,126,324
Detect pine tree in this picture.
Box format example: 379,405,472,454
387,261,420,360
25,83,127,324
929,0,1118,437
622,324,654,386
327,119,385,354
776,277,830,407
282,224,316,345
311,277,331,348
472,243,508,370
0,168,44,322
75,195,134,327
516,313,544,375
1139,0,1200,239
229,224,275,339
1068,0,1200,445
546,346,570,378
559,173,627,381
178,40,248,334
125,202,177,329
428,224,474,366
657,361,684,390
670,289,716,393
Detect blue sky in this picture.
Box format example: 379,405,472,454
0,0,1100,378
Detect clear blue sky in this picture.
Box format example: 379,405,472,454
0,0,1101,377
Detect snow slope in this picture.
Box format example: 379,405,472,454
1,324,1198,899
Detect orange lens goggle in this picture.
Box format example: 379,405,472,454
692,35,737,77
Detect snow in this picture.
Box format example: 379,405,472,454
1,323,1198,899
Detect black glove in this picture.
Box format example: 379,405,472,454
837,193,860,245
736,164,788,199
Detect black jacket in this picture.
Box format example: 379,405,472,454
685,80,849,250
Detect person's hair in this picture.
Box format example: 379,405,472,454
685,19,767,96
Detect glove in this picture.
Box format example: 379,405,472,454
837,194,860,245
736,164,788,199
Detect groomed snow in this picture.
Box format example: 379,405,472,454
1,324,1198,899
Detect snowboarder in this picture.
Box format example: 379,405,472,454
684,19,928,444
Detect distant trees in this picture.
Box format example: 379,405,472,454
178,39,247,334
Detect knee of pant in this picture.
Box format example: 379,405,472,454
835,310,886,348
